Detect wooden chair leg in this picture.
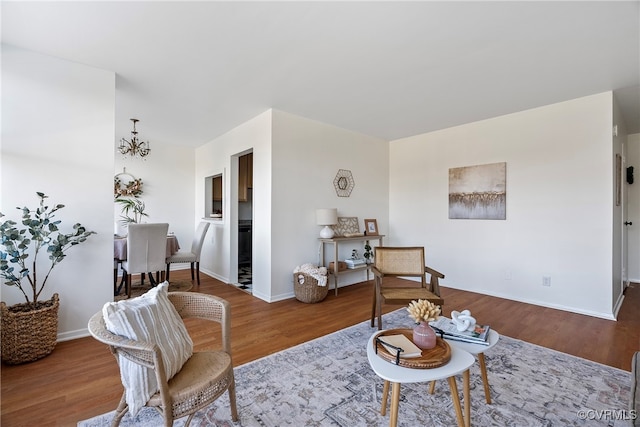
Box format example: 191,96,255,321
463,369,471,427
381,380,390,415
429,380,436,394
114,263,118,294
115,268,126,296
190,262,195,281
195,262,201,286
447,376,465,427
389,382,401,427
228,376,239,421
165,264,171,282
478,353,491,404
112,393,129,425
371,287,378,328
376,296,383,331
126,274,132,298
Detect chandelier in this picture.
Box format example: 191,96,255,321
118,118,150,158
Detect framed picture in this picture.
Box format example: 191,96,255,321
449,162,506,220
364,219,379,236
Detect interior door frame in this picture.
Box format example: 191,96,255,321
229,154,240,286
621,147,630,290
230,148,254,288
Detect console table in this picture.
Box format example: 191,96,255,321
319,234,384,295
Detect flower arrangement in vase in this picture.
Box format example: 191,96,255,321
406,299,441,349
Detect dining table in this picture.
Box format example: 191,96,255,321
113,234,181,261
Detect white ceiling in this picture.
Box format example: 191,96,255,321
2,1,639,147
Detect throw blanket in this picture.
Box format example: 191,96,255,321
294,263,327,287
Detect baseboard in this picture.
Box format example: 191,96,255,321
442,284,617,321
613,292,625,319
199,267,227,284
58,328,90,342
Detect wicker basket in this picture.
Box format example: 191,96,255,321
1,293,59,365
293,273,329,303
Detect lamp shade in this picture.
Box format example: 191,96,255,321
316,208,338,226
316,208,337,239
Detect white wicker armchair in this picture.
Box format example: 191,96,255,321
88,291,238,426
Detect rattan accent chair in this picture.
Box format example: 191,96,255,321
165,222,210,286
88,292,238,426
371,246,445,330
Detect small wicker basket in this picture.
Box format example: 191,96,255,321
293,273,329,303
1,293,59,365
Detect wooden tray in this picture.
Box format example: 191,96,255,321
373,328,451,369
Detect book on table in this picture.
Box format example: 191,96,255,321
429,316,491,345
344,258,366,268
377,334,422,358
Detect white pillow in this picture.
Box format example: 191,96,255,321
102,281,193,415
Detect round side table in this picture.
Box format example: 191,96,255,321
367,331,475,427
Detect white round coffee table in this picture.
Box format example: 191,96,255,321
367,331,475,427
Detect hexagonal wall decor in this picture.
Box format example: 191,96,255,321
334,169,354,197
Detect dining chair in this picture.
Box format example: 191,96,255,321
165,221,210,286
371,246,445,330
114,259,121,295
121,223,169,298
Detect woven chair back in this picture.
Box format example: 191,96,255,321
374,247,426,277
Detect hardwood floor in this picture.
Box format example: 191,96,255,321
2,270,638,426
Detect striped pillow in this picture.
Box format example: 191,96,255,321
102,281,193,415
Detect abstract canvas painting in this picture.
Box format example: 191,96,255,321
449,162,506,219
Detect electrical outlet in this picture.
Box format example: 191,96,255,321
542,276,551,287
504,270,512,280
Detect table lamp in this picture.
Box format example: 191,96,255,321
316,208,338,238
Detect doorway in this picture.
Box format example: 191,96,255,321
237,151,253,292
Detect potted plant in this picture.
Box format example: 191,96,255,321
0,192,96,364
115,197,148,226
363,240,373,265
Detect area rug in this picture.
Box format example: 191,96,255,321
115,280,193,301
78,309,634,427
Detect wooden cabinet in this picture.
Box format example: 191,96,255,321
239,153,253,202
247,152,253,189
205,173,223,219
212,175,222,201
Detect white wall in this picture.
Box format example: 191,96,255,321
1,45,115,339
627,133,640,282
270,110,388,300
195,110,272,298
195,109,388,302
389,92,616,319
